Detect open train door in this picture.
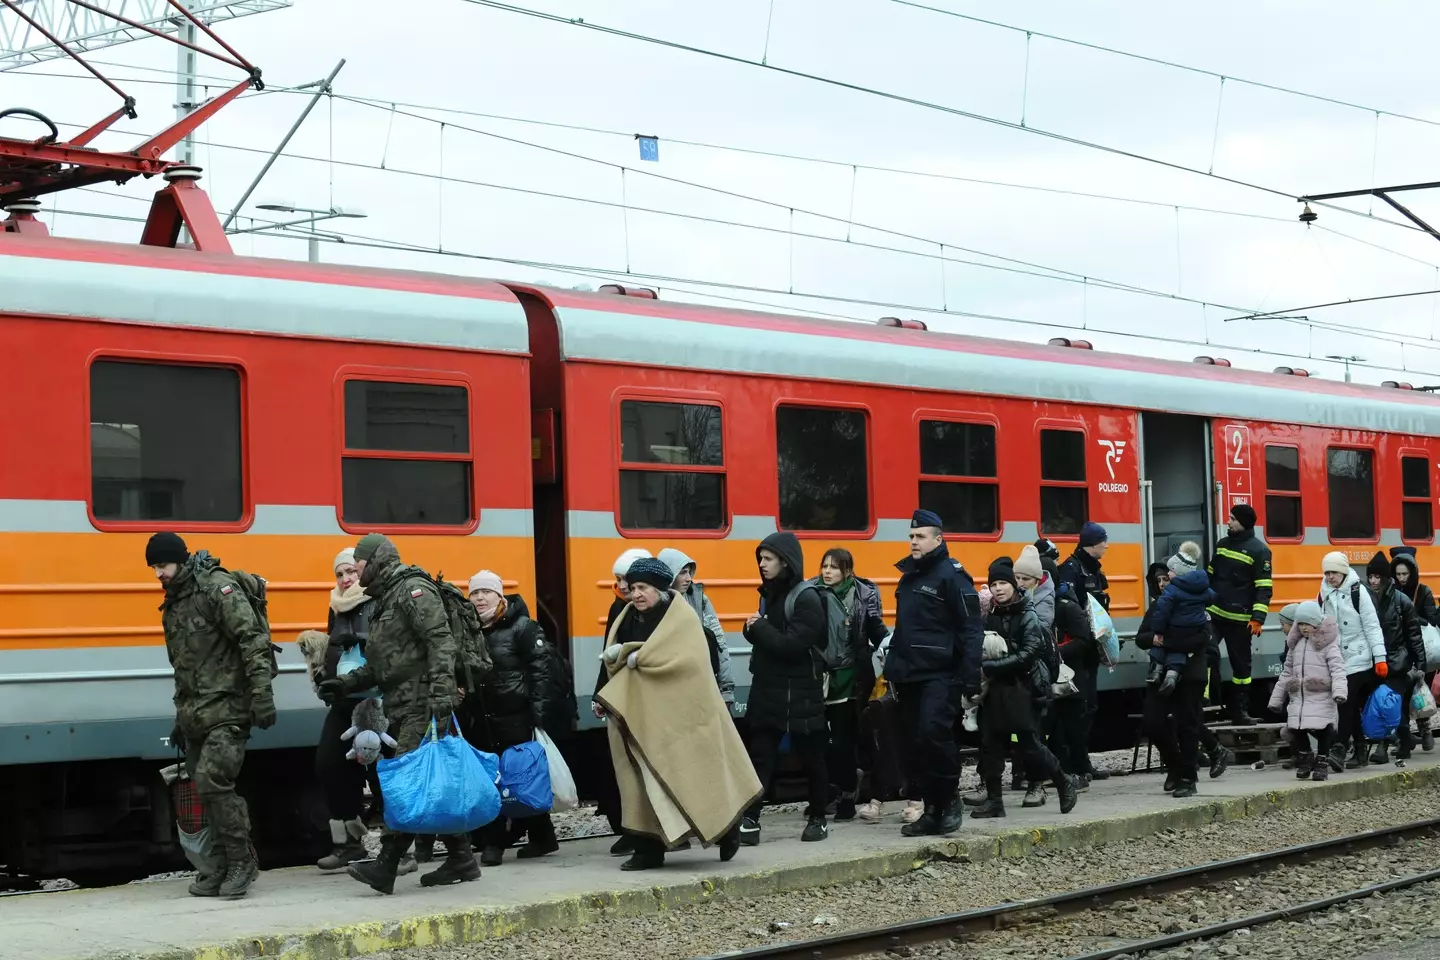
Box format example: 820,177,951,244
1137,413,1217,578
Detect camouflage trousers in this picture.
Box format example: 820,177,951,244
185,723,252,862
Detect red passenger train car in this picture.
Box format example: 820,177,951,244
5,194,1440,884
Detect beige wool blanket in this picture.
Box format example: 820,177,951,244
596,599,762,848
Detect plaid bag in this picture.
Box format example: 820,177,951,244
161,763,254,873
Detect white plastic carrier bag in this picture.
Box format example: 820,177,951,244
535,728,578,812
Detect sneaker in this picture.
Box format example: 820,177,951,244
961,786,991,807
516,835,560,860
856,800,884,821
1171,780,1198,799
188,867,225,898
969,796,1006,819
801,816,829,842
1209,747,1234,779
1022,783,1047,808
1074,773,1091,792
901,800,924,823
396,853,417,876
738,817,761,847
901,804,940,836
1088,770,1111,781
1311,763,1329,781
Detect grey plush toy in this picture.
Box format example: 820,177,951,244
342,696,397,765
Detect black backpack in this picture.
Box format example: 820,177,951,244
540,640,578,730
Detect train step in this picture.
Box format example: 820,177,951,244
1212,723,1294,765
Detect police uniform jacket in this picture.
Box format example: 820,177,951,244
885,541,983,693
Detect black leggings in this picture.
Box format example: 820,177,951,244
746,728,828,821
1297,726,1335,757
825,701,861,795
317,701,370,820
1338,669,1379,750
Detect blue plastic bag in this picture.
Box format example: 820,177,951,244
498,740,553,818
1088,594,1119,667
377,717,500,835
1362,684,1403,741
336,644,379,699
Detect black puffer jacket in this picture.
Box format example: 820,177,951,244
474,595,551,748
1392,551,1440,628
1374,579,1426,686
842,577,889,704
743,532,827,734
323,599,374,682
983,592,1052,698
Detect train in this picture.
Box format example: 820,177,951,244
4,197,1440,885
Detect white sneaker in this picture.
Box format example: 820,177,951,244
856,800,884,821
901,800,924,823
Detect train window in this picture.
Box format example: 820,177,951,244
90,360,243,523
918,420,999,534
1326,447,1375,541
1039,428,1087,535
1402,455,1433,543
618,400,726,530
342,379,472,527
1263,445,1302,540
777,405,870,531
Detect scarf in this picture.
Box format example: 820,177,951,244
330,582,367,613
829,576,856,603
480,596,508,628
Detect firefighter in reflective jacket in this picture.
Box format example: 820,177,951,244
1205,503,1273,726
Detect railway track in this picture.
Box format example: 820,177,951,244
695,816,1440,960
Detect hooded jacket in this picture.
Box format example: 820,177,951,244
1319,567,1387,676
1372,576,1426,681
1028,572,1056,636
1391,551,1440,628
742,532,828,734
1149,568,1215,645
657,547,736,703
472,594,551,749
1267,617,1347,731
887,541,983,691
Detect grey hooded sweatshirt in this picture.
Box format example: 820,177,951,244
657,547,736,703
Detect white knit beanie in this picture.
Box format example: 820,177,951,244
334,547,356,572
1014,545,1044,580
1322,551,1351,576
467,570,504,597
613,547,652,577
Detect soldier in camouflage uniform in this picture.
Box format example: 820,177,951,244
319,533,477,894
149,532,275,899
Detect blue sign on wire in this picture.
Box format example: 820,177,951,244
637,135,659,162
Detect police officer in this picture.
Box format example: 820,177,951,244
149,532,274,899
319,533,476,894
1206,503,1272,726
886,509,984,837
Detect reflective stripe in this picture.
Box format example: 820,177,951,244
1216,548,1253,564
1253,579,1273,588
1232,676,1252,685
1207,606,1252,622
1253,603,1270,614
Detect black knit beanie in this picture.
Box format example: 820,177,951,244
1366,551,1391,581
145,532,189,566
987,560,1019,592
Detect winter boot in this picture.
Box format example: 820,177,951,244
187,856,226,898
1420,718,1435,752
1227,684,1254,726
218,850,259,898
1294,752,1315,779
1163,772,1178,792
318,819,368,871
1171,780,1198,798
610,835,635,856
1022,782,1047,808
719,823,741,863
1396,728,1414,761
968,780,1006,819
413,834,436,863
834,791,858,822
1053,773,1078,815
348,833,410,895
1311,762,1329,781
962,784,993,807
620,839,665,871
1210,746,1234,779
1328,743,1349,772
1345,742,1368,769
1369,740,1390,765
420,834,481,887
517,817,559,859
480,846,504,867
934,795,963,834
901,803,940,836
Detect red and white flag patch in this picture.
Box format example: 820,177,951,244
411,588,424,598
220,585,233,596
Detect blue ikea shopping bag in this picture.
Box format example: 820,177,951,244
377,716,501,835
1362,683,1402,741
498,740,553,819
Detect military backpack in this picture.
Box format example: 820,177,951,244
211,564,281,679
426,569,494,692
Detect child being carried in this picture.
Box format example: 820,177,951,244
1147,541,1216,695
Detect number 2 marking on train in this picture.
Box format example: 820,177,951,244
1231,430,1245,465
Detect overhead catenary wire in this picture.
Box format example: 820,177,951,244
890,0,1440,132
453,0,1428,237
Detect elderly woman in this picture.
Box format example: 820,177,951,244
595,556,760,871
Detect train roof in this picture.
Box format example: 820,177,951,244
6,232,1440,436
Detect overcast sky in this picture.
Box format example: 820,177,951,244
10,0,1440,384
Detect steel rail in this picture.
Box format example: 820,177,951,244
693,816,1440,960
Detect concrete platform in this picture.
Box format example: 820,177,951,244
7,753,1440,960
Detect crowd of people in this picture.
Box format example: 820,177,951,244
145,502,1437,900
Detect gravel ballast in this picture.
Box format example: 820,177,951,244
363,789,1440,960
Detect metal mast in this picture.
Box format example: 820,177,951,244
0,0,290,71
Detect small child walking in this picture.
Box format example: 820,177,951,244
1147,542,1215,694
1267,600,1348,780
